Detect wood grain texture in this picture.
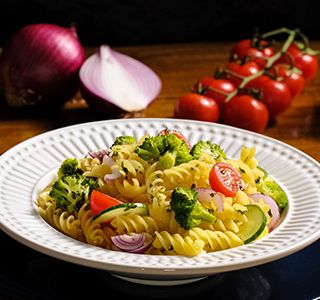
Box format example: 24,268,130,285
0,42,319,162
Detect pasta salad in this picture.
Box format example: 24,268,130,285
37,128,288,256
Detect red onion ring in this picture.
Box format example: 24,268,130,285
249,193,280,231
87,149,109,162
196,188,224,212
111,233,152,253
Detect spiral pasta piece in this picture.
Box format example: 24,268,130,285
77,203,108,247
153,231,205,256
111,214,160,234
187,228,244,251
163,160,211,191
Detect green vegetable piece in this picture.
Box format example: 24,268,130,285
171,186,216,229
135,133,193,169
49,174,98,213
237,204,267,244
58,158,82,177
112,135,136,147
256,176,288,211
191,140,227,160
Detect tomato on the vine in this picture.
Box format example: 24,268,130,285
276,42,318,81
194,76,236,119
230,39,274,68
224,61,261,87
209,162,244,197
174,92,219,123
270,64,305,98
223,95,269,133
258,79,292,118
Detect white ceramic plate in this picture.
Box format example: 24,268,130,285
1,118,320,285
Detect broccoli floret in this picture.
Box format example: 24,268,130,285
112,135,136,147
191,141,226,160
58,158,82,177
135,133,193,169
170,186,216,229
49,174,98,213
257,176,288,211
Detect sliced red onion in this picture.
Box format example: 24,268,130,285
0,23,85,108
111,233,152,253
87,149,109,162
249,193,280,231
102,154,116,167
196,188,224,212
79,45,162,117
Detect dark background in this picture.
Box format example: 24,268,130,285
0,0,319,47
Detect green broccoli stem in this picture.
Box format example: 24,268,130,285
192,203,216,224
159,151,176,169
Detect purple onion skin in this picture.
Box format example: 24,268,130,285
0,24,86,108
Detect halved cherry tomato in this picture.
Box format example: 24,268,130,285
90,190,123,215
209,162,244,197
193,76,236,119
174,92,219,123
223,95,269,133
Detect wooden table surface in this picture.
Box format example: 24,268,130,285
0,42,319,162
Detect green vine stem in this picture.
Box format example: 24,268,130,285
225,28,298,103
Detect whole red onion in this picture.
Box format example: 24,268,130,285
0,23,86,108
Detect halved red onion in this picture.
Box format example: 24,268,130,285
249,193,280,231
196,188,224,212
111,233,152,253
79,45,162,117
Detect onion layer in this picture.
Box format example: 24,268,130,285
0,23,86,108
196,188,224,212
249,193,280,231
79,45,161,117
111,233,152,253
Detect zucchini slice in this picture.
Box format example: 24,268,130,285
93,203,148,223
237,204,267,244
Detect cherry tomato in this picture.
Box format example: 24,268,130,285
174,92,219,123
258,79,292,118
230,39,274,68
277,43,318,81
209,162,244,197
224,61,261,87
90,190,123,215
270,64,305,98
194,76,236,119
223,95,269,133
159,128,191,149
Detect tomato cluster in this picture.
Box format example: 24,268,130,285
174,28,319,133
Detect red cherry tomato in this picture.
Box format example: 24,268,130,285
230,39,274,68
90,190,123,215
209,162,244,197
277,43,318,81
224,61,261,87
259,79,292,118
194,76,236,119
270,64,305,98
174,92,219,123
223,95,269,133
